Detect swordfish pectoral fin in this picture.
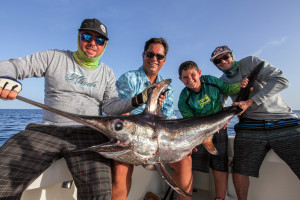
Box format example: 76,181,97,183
202,135,219,155
154,163,192,197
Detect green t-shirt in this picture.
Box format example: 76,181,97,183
178,75,240,118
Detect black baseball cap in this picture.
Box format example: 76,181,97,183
79,18,109,40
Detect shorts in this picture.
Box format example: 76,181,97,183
192,128,228,173
0,123,112,200
233,118,300,178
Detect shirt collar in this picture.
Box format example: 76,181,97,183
138,66,163,84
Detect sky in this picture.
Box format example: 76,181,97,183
0,0,300,110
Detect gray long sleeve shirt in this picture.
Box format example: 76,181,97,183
0,49,135,126
221,56,297,120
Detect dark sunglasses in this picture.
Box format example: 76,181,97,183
81,33,106,46
144,51,165,60
214,53,231,65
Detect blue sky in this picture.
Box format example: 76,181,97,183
1,0,300,109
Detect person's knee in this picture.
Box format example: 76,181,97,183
169,156,192,173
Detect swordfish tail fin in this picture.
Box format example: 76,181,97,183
234,61,264,102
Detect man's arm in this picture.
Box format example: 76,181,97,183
241,56,289,106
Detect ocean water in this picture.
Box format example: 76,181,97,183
0,109,299,146
0,109,42,146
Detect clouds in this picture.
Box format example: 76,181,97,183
253,36,288,56
1,1,300,109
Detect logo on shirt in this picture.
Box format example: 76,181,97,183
198,94,211,108
65,71,97,89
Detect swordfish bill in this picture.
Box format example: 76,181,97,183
15,95,114,140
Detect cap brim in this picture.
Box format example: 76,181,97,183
210,50,231,62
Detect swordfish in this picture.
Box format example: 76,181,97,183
15,61,263,197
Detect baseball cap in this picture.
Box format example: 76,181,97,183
210,45,232,62
79,18,109,40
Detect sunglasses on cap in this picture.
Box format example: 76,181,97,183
144,51,165,61
81,33,106,46
213,53,231,65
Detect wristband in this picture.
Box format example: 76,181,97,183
0,77,22,93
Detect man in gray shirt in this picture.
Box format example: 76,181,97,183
210,45,300,200
0,18,150,200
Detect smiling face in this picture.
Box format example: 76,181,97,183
142,43,166,81
180,68,202,92
79,30,107,58
215,53,233,71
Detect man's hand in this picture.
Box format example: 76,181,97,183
158,89,169,106
132,84,156,107
240,78,249,88
0,77,22,100
132,84,169,107
221,122,229,131
158,93,166,106
139,84,155,103
233,77,254,115
232,99,254,115
216,122,229,133
187,147,198,156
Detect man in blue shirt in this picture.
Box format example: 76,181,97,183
112,38,191,200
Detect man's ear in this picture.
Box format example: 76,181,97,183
199,70,202,77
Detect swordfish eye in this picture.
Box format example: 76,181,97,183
115,122,123,131
110,119,123,131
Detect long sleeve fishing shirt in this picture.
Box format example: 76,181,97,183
178,75,241,118
0,49,135,126
220,56,297,120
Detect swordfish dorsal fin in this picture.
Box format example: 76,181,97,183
143,79,172,117
234,61,264,102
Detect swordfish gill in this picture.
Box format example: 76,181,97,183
15,62,263,197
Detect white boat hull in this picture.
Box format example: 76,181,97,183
21,136,300,200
